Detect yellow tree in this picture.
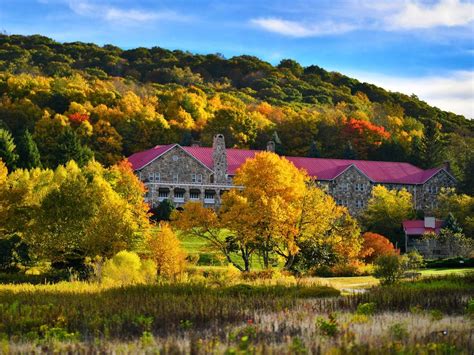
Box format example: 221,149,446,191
226,152,308,268
146,223,187,279
362,185,415,247
172,201,254,271
223,153,362,270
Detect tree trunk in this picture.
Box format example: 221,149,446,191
284,254,295,270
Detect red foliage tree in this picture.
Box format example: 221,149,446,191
359,232,399,263
68,113,89,124
342,118,390,159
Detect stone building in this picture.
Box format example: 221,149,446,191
128,135,456,215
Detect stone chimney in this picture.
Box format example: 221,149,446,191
212,134,227,184
266,140,275,153
424,216,435,228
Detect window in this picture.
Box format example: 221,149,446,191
204,192,215,200
337,199,348,207
158,191,168,198
173,174,179,183
154,172,160,182
191,173,203,183
355,183,365,192
174,190,184,199
190,191,200,199
148,173,154,182
338,183,349,191
428,185,438,194
355,200,364,208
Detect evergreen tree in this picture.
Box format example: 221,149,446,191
150,199,175,222
0,128,18,170
16,130,42,169
308,140,320,158
343,142,357,159
443,212,463,234
419,119,446,168
56,128,93,167
180,132,193,146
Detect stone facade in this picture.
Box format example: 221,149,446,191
328,166,372,215
134,135,456,215
138,145,228,208
414,170,455,213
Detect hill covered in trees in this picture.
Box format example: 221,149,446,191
0,34,472,193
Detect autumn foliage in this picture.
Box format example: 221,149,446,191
359,232,399,263
343,118,391,158
146,222,187,279
68,113,89,124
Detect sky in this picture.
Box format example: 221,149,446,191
1,0,473,118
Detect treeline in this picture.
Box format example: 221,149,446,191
0,34,472,194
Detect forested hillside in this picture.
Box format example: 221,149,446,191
0,34,472,193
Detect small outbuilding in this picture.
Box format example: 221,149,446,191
403,217,445,258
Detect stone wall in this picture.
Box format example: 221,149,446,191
328,166,372,215
407,237,452,259
138,145,212,184
415,170,456,213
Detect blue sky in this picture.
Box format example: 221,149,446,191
1,0,473,117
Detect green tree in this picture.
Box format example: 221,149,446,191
419,119,446,168
22,160,151,266
0,129,18,170
437,189,474,237
55,128,94,167
363,186,415,248
202,108,257,148
150,199,175,222
16,130,42,169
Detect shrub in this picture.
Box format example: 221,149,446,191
389,322,408,341
403,250,425,271
359,232,398,263
147,223,187,279
373,254,404,285
316,313,339,336
356,302,376,315
425,257,474,269
467,298,474,318
102,250,157,285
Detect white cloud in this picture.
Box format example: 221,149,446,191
386,0,474,29
251,1,474,37
250,18,355,37
68,1,188,24
349,70,474,118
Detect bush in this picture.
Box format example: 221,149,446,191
356,302,376,315
403,250,425,271
425,257,474,269
359,232,399,263
374,254,404,285
102,251,157,285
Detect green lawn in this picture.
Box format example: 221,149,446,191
419,268,474,276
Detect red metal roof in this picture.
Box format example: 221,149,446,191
127,144,446,184
403,220,444,235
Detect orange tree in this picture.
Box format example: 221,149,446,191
359,232,399,263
